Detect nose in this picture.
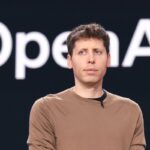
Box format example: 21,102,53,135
88,53,95,64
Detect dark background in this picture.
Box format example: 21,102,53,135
0,0,149,150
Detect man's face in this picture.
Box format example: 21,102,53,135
67,38,110,86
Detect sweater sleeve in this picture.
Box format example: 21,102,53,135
130,105,146,150
27,98,56,150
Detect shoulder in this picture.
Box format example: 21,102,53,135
31,88,71,110
106,91,142,114
46,87,72,101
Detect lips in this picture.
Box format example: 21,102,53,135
84,68,98,71
83,69,98,75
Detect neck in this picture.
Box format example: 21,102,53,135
73,80,103,98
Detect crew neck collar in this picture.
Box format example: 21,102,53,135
68,87,108,105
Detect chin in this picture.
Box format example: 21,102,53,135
82,79,101,85
76,76,102,86
83,76,101,82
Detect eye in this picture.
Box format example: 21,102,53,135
78,50,86,55
95,49,102,55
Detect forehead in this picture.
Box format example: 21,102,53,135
74,38,105,49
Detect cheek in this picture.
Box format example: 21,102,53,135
101,56,109,66
72,63,82,72
71,61,84,74
97,58,107,66
72,57,84,68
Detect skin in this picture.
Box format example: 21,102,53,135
67,38,110,98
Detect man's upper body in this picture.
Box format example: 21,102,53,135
27,23,146,150
27,87,146,150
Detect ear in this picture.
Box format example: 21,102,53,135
106,53,111,67
67,54,73,69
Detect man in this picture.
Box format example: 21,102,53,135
27,23,146,150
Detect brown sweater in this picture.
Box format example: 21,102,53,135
27,87,146,150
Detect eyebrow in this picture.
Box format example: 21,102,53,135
79,48,103,51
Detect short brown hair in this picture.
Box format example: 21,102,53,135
67,23,110,55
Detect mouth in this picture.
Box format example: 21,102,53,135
84,68,98,71
83,68,98,75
